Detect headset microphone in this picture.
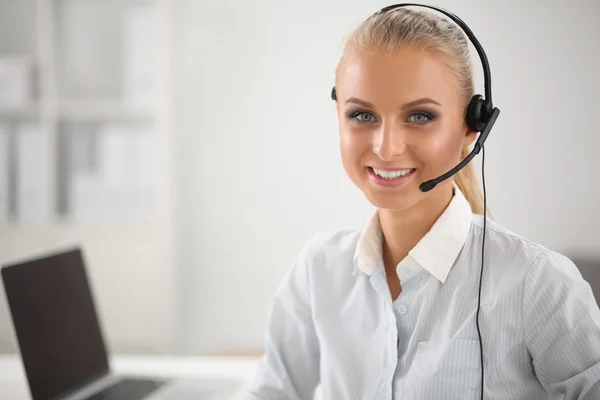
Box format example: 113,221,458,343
419,106,499,192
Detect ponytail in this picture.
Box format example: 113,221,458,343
454,145,491,218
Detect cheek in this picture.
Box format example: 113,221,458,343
339,130,369,177
339,130,365,162
419,130,464,168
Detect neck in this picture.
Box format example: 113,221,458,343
379,183,454,272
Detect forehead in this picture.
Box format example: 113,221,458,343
337,47,459,107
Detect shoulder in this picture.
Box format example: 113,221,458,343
283,225,364,287
471,214,550,257
469,215,582,286
298,226,362,262
291,226,363,278
274,226,363,302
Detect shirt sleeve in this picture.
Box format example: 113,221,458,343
523,250,600,399
244,238,321,400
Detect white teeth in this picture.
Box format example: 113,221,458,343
372,168,413,180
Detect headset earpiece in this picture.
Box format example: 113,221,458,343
331,86,337,101
466,94,490,133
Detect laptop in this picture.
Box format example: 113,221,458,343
1,247,240,400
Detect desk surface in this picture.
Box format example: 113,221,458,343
0,354,260,400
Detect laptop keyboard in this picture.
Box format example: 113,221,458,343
84,378,167,400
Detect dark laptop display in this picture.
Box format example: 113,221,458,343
1,248,110,400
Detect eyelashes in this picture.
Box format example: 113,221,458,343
348,111,377,123
407,112,435,124
346,110,437,125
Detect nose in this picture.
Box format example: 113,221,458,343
372,122,406,161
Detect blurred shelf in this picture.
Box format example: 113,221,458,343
0,0,173,355
0,219,161,231
0,103,41,119
0,101,156,122
58,100,155,122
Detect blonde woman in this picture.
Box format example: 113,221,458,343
246,5,600,400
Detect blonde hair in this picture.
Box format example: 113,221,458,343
335,8,488,216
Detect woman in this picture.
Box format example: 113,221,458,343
246,6,600,400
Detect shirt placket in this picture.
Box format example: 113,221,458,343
370,266,398,400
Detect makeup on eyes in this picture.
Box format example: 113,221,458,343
345,108,438,123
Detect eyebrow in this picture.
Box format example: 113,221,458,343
344,97,442,110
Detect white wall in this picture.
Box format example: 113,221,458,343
172,0,600,355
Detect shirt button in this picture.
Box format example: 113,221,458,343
396,304,407,315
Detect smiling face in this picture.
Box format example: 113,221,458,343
335,46,477,211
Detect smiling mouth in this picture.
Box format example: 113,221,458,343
368,167,416,180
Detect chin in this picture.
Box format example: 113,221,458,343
362,187,423,211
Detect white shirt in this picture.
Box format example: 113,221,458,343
245,186,600,399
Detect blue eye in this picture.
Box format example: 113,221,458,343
407,112,434,124
349,111,376,123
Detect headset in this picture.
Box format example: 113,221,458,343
330,4,500,399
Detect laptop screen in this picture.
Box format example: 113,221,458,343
1,248,110,400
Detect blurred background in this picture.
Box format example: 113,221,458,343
0,0,598,357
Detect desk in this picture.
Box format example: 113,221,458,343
0,354,260,400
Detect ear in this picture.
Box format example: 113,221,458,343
463,123,478,147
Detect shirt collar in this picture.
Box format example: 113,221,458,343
353,184,473,283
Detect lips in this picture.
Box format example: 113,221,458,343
370,167,415,180
367,166,416,187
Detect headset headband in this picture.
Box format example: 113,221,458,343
374,3,493,106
